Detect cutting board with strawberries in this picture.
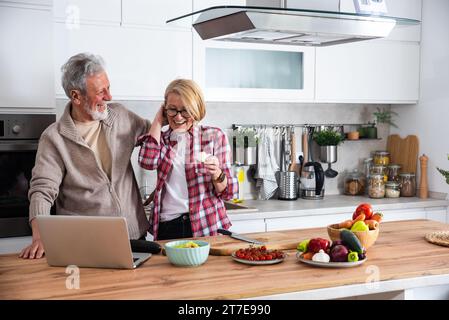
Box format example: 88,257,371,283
202,231,301,256
386,134,419,174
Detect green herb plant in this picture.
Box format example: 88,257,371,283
373,107,399,128
313,128,344,146
437,155,449,185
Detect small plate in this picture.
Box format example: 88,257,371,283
231,252,286,265
296,252,367,268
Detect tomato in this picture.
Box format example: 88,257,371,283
353,203,373,220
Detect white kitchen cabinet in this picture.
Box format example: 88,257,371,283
264,207,436,232
122,0,192,29
315,40,420,103
229,219,266,234
0,0,52,7
193,37,315,102
0,2,54,111
53,0,121,25
54,23,192,100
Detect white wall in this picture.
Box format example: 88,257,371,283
392,0,449,194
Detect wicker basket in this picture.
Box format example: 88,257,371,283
425,231,449,247
327,224,379,249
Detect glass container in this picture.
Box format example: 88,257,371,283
399,173,416,197
344,170,365,196
368,174,385,199
370,165,388,182
387,164,402,182
373,151,390,166
385,181,401,198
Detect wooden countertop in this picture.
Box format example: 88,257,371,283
1,220,449,300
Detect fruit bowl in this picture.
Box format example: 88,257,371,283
164,240,210,267
327,224,379,249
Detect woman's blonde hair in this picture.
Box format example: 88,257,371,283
164,79,206,122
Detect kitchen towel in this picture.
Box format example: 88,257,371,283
255,127,280,200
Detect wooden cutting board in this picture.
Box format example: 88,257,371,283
202,231,300,256
386,134,419,174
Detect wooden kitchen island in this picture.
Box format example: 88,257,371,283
1,220,449,300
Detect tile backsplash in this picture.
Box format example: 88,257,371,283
56,99,390,199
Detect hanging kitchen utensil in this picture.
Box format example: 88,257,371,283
302,127,309,165
320,145,339,178
289,127,298,174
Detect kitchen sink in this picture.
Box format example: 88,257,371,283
223,201,259,213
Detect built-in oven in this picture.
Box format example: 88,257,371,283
0,114,56,238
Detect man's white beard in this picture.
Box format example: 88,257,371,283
84,103,108,121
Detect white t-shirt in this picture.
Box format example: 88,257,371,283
160,131,189,222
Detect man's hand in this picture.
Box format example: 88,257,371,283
19,218,45,259
19,238,45,259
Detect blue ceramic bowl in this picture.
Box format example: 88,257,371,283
164,240,210,267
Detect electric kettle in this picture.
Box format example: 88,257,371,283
300,161,325,200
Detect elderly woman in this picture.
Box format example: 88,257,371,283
138,79,238,240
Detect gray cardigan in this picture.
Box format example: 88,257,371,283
28,102,151,239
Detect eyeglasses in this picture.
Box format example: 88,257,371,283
166,108,191,118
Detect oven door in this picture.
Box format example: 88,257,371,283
0,140,39,237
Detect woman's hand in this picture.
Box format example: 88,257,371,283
204,155,221,180
154,104,168,127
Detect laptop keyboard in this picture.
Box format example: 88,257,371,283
133,257,139,262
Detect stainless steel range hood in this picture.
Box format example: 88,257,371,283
167,5,420,47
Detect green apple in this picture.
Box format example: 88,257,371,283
297,239,310,252
351,221,369,232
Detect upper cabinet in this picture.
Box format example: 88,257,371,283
53,0,121,25
193,38,315,102
121,0,192,29
54,0,193,100
0,1,54,111
315,0,422,104
315,40,420,103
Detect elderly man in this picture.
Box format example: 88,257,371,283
20,53,150,259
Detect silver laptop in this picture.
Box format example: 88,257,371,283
36,215,151,269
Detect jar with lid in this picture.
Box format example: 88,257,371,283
344,170,366,196
363,158,373,178
370,165,388,182
385,181,401,198
373,151,390,166
399,173,416,197
387,164,401,182
368,174,385,198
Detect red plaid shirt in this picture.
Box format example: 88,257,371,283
138,125,238,239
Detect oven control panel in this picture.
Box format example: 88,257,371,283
0,114,55,140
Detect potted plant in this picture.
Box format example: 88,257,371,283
368,107,399,139
233,128,258,165
313,128,344,178
437,155,449,185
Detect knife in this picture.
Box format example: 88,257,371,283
217,229,264,245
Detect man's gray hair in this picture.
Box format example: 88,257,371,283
61,53,105,98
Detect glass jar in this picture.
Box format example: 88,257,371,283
387,164,402,182
344,170,366,196
368,174,385,198
370,165,388,182
399,173,416,197
373,151,390,166
363,158,373,178
385,181,401,198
